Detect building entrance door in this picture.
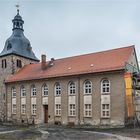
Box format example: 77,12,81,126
44,105,48,123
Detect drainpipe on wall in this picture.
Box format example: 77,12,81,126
78,76,80,125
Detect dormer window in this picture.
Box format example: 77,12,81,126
7,43,12,50
27,44,31,52
17,59,22,68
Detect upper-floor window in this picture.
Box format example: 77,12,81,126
55,83,61,96
84,80,92,94
31,85,36,96
68,81,76,95
17,59,22,68
12,87,16,97
2,59,7,68
101,79,110,94
21,86,26,97
42,84,48,96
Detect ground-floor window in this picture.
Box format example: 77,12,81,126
32,104,37,115
21,104,26,115
69,104,76,116
84,104,92,117
55,104,61,116
101,104,110,118
12,104,16,114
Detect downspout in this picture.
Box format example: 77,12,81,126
78,76,80,125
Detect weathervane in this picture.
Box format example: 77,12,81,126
15,4,20,14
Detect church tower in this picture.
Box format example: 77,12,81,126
0,8,39,121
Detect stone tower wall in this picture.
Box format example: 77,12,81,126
0,54,38,121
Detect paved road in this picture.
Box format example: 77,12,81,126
0,125,139,140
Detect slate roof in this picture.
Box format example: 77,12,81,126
0,31,39,61
0,12,39,61
5,45,134,83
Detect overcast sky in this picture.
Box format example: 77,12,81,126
0,0,140,62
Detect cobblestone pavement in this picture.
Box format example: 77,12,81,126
0,125,139,140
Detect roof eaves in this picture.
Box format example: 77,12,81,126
5,66,124,83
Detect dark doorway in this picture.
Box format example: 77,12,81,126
44,105,48,123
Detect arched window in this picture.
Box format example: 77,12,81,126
21,86,26,97
101,79,110,94
12,86,16,97
31,85,36,96
42,84,48,96
68,81,76,95
55,83,61,96
84,80,92,94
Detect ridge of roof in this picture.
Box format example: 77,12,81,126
54,45,134,61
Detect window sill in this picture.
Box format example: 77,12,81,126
31,96,37,98
55,115,61,117
101,93,110,94
21,114,26,116
84,116,92,118
68,94,76,96
101,117,110,119
84,93,92,95
55,95,61,97
42,95,48,97
68,115,76,117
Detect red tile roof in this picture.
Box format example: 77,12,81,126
5,45,134,83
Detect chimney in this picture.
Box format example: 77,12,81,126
41,54,47,70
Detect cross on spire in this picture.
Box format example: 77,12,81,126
15,4,20,14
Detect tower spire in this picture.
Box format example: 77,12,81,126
12,4,24,31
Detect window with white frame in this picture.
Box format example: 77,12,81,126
55,104,61,116
101,104,110,118
101,79,110,94
21,104,26,114
31,85,36,96
21,86,26,97
12,104,16,114
69,104,76,116
32,104,36,115
42,84,48,96
12,87,16,97
84,104,92,117
68,82,76,95
55,83,61,96
84,80,92,94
